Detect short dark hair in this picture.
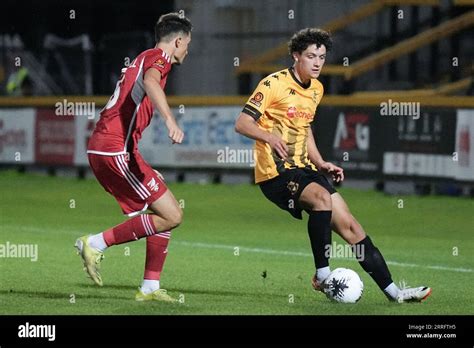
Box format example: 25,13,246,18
288,28,332,55
154,13,192,43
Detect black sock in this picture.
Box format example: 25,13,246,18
307,210,332,269
353,235,393,290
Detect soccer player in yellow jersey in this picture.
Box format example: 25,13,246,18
235,28,431,303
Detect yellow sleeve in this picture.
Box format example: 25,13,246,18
312,81,325,123
242,77,280,121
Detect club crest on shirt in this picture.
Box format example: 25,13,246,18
154,58,166,68
312,90,319,103
287,181,299,195
249,92,264,107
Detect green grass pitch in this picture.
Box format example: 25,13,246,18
0,170,473,315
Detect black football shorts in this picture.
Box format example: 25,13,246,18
259,167,337,220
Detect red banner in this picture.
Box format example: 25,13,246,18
35,109,75,165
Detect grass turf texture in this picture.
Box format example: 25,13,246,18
0,170,473,315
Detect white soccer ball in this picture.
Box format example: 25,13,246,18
323,268,363,303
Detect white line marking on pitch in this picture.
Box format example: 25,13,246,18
174,241,474,273
3,224,473,274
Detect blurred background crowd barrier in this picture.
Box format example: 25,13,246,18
0,0,473,195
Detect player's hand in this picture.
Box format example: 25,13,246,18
319,161,344,183
267,134,288,160
165,118,184,144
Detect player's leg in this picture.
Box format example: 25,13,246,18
328,193,365,243
76,189,182,287
330,192,431,302
85,153,183,245
259,170,333,291
136,190,181,301
147,187,183,231
76,153,181,287
137,232,172,301
329,192,395,298
85,181,181,250
298,182,333,288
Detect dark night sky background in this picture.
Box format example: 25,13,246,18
0,0,174,50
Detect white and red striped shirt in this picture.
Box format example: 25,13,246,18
87,48,172,155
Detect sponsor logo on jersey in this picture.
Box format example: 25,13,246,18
249,92,264,107
287,106,313,120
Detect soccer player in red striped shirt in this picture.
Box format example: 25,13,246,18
75,13,192,302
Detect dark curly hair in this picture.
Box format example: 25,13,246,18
155,12,193,43
288,28,332,55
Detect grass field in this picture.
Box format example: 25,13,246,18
0,170,473,315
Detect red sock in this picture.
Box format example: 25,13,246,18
144,231,171,280
103,214,156,246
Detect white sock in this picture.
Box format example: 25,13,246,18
87,233,108,253
384,282,400,300
141,280,160,294
316,266,331,283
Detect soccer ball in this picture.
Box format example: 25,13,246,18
323,268,363,303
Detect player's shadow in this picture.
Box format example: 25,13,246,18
75,283,133,291
165,287,285,299
0,289,69,300
0,288,131,301
75,283,285,299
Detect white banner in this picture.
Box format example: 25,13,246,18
140,106,254,168
454,109,474,181
0,108,35,163
383,152,453,178
74,111,100,166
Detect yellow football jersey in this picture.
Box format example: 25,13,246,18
242,67,324,183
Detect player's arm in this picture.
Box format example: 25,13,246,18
307,126,344,182
143,68,183,144
235,113,288,159
307,126,325,168
235,77,289,159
